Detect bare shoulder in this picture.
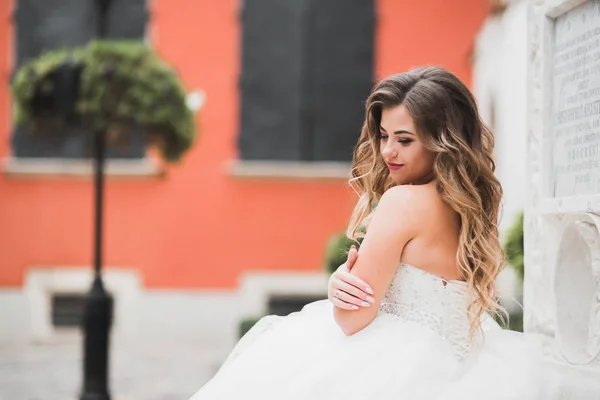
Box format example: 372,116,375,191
379,183,450,226
380,183,439,212
379,185,419,211
375,185,427,228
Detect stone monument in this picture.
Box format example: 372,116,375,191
527,0,600,396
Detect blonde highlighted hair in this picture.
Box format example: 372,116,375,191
347,66,506,336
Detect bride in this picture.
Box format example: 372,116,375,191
190,66,556,399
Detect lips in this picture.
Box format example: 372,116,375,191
387,163,404,171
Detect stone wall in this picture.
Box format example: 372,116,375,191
526,0,600,395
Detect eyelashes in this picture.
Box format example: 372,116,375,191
377,135,412,145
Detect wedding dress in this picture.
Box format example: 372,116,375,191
190,263,556,399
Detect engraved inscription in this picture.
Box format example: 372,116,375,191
552,0,600,197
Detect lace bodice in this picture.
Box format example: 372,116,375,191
378,263,472,358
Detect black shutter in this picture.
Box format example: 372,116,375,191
238,0,374,162
308,0,375,161
14,0,95,68
238,0,307,161
12,0,148,159
105,0,149,40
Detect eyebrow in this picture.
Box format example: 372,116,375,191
379,126,414,135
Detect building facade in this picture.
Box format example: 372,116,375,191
0,0,489,357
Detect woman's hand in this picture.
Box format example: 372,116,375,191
327,245,375,310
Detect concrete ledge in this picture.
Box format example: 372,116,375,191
23,267,143,342
2,157,163,178
0,283,241,351
226,159,351,180
238,271,329,318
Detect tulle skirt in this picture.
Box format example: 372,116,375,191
190,300,556,400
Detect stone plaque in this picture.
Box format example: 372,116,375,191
529,0,600,394
552,0,600,197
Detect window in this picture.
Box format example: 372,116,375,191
11,0,149,159
238,0,375,163
51,293,86,327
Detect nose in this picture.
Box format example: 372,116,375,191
382,142,397,160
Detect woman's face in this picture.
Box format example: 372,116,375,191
378,104,436,185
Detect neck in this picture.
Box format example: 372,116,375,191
410,174,436,186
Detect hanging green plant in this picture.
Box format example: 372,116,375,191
11,40,197,162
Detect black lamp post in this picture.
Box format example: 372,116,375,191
80,1,113,400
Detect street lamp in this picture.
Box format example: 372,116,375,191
80,1,113,399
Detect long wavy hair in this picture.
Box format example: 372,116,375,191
346,66,506,336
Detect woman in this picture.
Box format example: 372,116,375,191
190,66,555,399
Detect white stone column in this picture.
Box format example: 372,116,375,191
526,0,600,396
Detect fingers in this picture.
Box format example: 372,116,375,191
337,262,350,273
346,245,359,270
334,279,374,305
328,276,362,310
336,270,374,296
330,296,359,310
329,245,374,311
331,287,373,309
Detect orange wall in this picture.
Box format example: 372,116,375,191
0,0,488,289
377,0,487,83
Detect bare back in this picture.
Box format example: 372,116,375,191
399,181,462,281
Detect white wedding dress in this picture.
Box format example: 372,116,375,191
190,263,557,399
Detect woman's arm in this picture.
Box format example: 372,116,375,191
333,186,420,336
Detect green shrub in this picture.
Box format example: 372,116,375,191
508,309,524,332
503,211,524,282
239,317,262,339
324,232,362,275
493,308,524,332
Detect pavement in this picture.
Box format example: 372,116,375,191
0,333,224,400
5,332,600,400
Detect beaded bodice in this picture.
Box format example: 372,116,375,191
378,263,472,358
